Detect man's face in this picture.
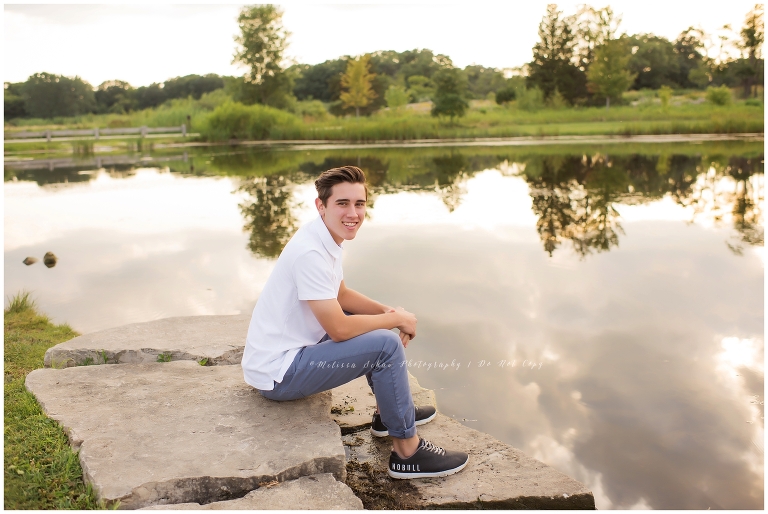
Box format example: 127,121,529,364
315,182,366,245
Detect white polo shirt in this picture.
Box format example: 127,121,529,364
242,215,343,390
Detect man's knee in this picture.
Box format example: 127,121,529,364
375,329,404,358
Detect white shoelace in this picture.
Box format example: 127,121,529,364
420,439,446,456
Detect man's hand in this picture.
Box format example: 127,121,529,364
387,306,416,347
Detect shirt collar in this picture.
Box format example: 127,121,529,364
312,215,343,259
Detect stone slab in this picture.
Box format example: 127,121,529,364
330,374,437,434
141,473,363,510
25,361,345,509
343,414,595,509
44,314,250,368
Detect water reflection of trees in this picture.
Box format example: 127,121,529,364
519,153,763,257
674,156,764,255
235,151,763,260
525,155,629,257
238,175,302,259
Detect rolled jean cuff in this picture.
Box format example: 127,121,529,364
388,424,417,439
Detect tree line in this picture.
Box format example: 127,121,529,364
4,3,763,121
4,73,226,120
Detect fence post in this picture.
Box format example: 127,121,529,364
45,130,51,142
141,126,147,138
182,124,187,137
94,127,99,140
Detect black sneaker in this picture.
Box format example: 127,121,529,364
371,405,437,437
388,438,469,479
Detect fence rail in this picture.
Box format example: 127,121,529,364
5,125,187,142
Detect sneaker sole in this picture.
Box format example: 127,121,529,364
370,410,438,437
387,456,469,479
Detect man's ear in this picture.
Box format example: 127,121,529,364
315,197,325,216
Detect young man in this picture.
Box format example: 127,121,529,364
242,166,468,479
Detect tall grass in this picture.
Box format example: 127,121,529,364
4,294,107,509
264,103,763,142
5,290,36,314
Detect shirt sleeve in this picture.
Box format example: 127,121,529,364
294,250,337,301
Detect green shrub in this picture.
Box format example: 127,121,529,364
706,85,732,106
200,101,301,140
495,86,516,105
292,99,331,121
745,98,763,107
517,86,545,111
547,88,568,109
658,85,673,108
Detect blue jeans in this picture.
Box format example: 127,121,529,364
259,329,416,439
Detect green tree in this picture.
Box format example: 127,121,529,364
738,4,764,97
21,73,96,118
233,5,293,107
587,37,637,108
527,4,587,104
688,61,712,88
431,68,469,122
384,85,409,111
4,82,27,119
292,59,347,102
396,49,453,83
95,80,135,113
163,74,224,100
673,27,706,88
573,5,622,71
133,83,167,110
626,34,679,89
463,65,506,98
340,54,377,117
406,75,435,102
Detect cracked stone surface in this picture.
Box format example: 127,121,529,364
343,414,595,509
44,314,250,368
330,374,436,434
141,474,363,510
25,361,345,509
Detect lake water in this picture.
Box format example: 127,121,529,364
4,142,764,509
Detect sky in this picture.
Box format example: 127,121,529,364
4,2,759,87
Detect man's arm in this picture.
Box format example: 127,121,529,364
336,280,414,346
337,280,390,315
307,294,417,343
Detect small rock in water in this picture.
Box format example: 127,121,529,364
23,257,38,266
43,252,58,268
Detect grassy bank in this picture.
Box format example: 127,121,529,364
4,89,763,148
4,292,104,509
269,103,764,142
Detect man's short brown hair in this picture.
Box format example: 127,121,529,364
314,166,367,205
